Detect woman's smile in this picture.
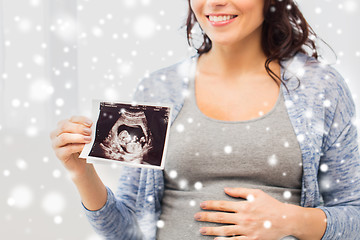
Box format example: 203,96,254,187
190,0,265,47
206,14,238,26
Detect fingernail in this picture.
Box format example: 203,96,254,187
84,120,93,126
83,128,92,135
200,202,206,208
194,213,201,220
84,136,91,142
199,228,206,234
224,187,231,191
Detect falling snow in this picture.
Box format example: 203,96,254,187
176,124,185,132
8,185,34,209
42,192,66,215
16,158,28,170
194,182,203,190
247,194,255,202
267,154,278,166
54,216,63,224
320,164,329,172
224,145,232,154
156,220,165,228
283,191,292,199
169,170,178,179
263,220,272,229
0,0,359,239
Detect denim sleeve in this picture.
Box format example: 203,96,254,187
316,67,360,239
82,186,144,240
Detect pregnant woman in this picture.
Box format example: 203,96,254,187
50,0,360,239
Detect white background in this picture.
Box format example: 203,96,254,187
0,0,359,239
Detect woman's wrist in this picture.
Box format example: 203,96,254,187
284,204,327,239
71,163,108,211
70,163,96,183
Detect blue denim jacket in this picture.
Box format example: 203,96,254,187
83,52,360,240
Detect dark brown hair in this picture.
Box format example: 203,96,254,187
182,0,334,93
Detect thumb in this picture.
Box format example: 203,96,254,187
224,187,255,200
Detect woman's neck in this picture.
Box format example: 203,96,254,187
198,26,277,83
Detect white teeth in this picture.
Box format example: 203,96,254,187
209,15,236,22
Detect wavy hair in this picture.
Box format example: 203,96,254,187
182,0,335,92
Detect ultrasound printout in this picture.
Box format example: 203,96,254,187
80,100,172,169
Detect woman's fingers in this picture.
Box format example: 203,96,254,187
51,119,92,139
200,200,241,212
194,212,237,224
69,115,93,127
52,132,91,149
214,237,249,240
199,225,245,236
56,143,86,160
224,187,261,199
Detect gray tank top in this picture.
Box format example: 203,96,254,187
157,66,303,239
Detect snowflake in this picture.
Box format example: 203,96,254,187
194,182,203,190
344,0,358,12
12,99,21,108
42,192,66,215
323,99,331,107
3,169,11,177
133,15,156,39
176,124,185,132
224,145,232,154
283,191,292,199
263,220,272,229
179,179,188,189
33,54,45,65
315,7,322,14
16,158,28,170
53,169,62,178
54,216,63,224
305,109,313,118
8,185,33,208
285,100,294,108
247,194,255,202
297,134,305,142
267,154,278,166
157,220,165,228
169,170,177,179
56,98,64,107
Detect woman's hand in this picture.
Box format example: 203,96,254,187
50,116,93,178
194,187,297,240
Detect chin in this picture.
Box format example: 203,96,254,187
207,33,238,46
212,38,240,47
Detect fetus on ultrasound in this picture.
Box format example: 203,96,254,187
100,109,154,164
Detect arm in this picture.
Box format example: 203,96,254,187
49,115,108,211
81,169,145,240
82,75,165,239
315,118,360,240
314,68,360,239
50,116,144,239
284,203,327,239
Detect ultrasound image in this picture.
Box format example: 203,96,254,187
88,101,170,167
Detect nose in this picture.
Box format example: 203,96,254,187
206,0,228,7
